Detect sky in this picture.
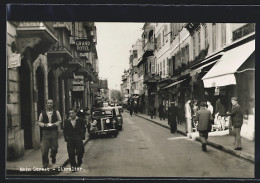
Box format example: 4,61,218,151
95,22,144,90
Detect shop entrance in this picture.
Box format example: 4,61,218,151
19,58,32,149
36,66,45,141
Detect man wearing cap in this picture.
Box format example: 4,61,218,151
227,97,243,150
194,102,213,152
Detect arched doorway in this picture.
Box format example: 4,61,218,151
19,58,33,149
36,66,45,141
36,66,45,117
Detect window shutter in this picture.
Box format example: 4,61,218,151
167,58,170,76
154,37,157,49
165,24,168,42
151,58,155,74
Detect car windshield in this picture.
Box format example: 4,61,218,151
92,110,113,118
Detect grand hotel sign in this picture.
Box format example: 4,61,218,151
75,39,91,52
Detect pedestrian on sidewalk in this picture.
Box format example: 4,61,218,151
64,108,86,171
184,100,192,133
130,101,134,117
226,97,243,151
194,102,213,152
158,103,165,120
38,99,62,168
168,102,178,133
215,98,226,130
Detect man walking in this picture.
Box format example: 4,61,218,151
38,99,62,168
64,108,86,171
194,102,213,152
227,97,243,150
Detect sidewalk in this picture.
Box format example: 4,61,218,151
133,112,254,163
6,132,90,175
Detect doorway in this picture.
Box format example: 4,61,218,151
36,66,45,141
19,58,32,149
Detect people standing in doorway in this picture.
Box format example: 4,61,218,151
38,99,62,168
64,108,86,171
158,103,165,120
184,100,192,133
168,102,178,133
207,101,214,115
192,100,199,130
215,98,226,130
226,97,243,151
194,102,213,152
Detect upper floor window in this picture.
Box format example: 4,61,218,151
192,35,196,59
164,24,168,43
157,33,161,49
133,50,138,58
232,23,255,41
212,23,217,51
221,23,226,46
204,25,208,48
162,29,165,46
198,31,201,53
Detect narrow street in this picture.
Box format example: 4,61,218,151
59,113,254,178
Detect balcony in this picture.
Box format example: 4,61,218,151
47,43,73,67
53,22,71,33
143,42,154,52
143,73,160,84
16,22,57,57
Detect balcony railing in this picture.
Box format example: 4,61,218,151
143,73,159,83
53,22,71,32
143,42,154,53
18,22,55,36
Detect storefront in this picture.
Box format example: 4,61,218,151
202,39,255,140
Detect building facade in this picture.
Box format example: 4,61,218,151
7,21,100,160
122,22,255,140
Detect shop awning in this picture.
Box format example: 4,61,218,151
202,40,255,88
190,60,218,76
162,79,185,89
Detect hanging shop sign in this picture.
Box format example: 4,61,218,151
73,85,85,91
75,39,91,52
73,74,84,91
8,53,21,68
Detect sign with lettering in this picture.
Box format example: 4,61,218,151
73,86,85,91
75,39,91,52
8,53,21,68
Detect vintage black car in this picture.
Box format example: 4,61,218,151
114,106,123,131
87,107,119,138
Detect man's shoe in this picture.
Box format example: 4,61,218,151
43,164,49,169
52,157,56,164
234,147,242,150
202,144,207,152
77,161,82,167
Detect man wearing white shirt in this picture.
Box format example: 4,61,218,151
38,99,62,168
